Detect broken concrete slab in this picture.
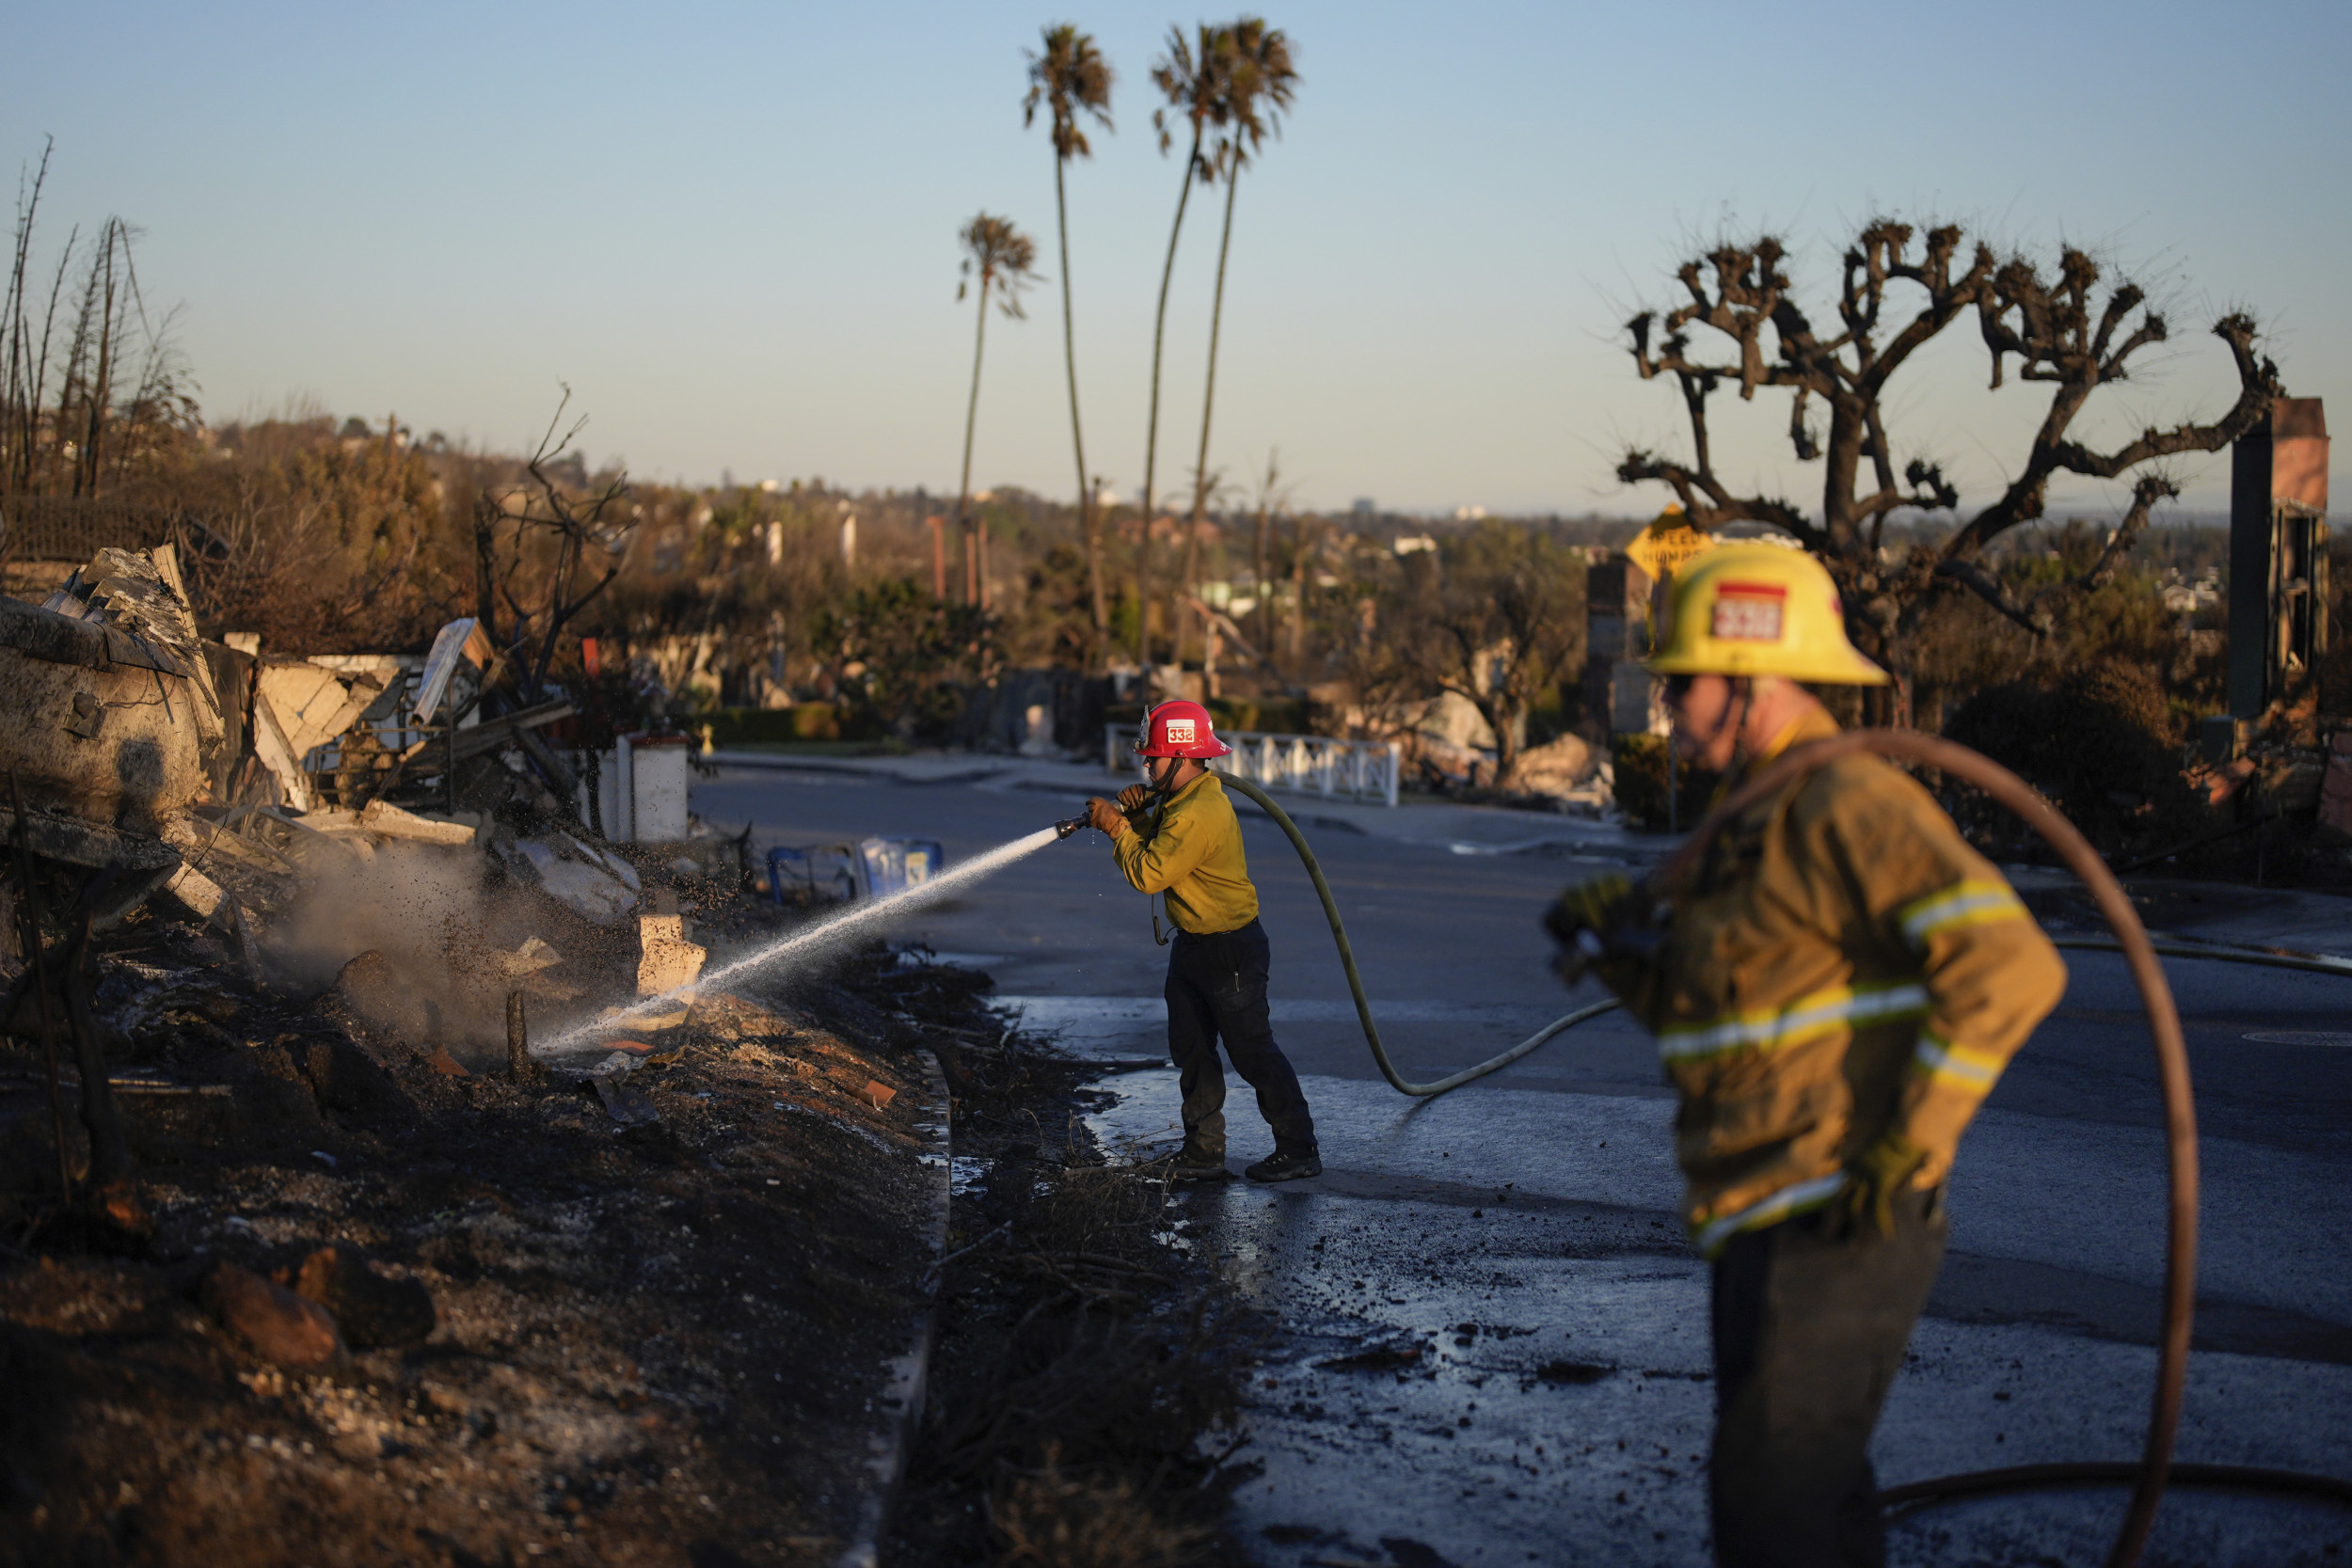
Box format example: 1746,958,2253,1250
2,551,220,832
503,834,639,925
499,937,563,976
159,863,230,924
0,807,182,873
637,911,707,997
249,690,314,812
358,799,476,846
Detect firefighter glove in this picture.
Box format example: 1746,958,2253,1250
1544,874,1643,985
1085,797,1130,836
1836,1131,1931,1241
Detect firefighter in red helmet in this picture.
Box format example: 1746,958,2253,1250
1084,700,1321,1181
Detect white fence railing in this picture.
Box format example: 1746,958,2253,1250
1105,725,1401,808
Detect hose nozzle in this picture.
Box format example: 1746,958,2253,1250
1054,814,1089,841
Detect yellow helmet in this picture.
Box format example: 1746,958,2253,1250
1644,542,1890,686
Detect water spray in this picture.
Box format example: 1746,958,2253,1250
538,825,1067,1056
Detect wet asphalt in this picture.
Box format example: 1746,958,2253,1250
692,762,2352,1567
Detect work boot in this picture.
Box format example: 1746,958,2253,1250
1168,1145,1230,1182
1244,1149,1322,1183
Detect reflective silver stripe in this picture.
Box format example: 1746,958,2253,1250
1913,1031,2001,1088
1692,1171,1850,1258
1899,883,2025,946
1659,983,1930,1064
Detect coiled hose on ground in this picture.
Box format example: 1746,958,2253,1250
1216,736,2351,1568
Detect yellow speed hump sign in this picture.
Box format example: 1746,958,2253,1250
1624,508,1717,584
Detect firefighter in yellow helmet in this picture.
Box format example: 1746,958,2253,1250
1546,544,2066,1568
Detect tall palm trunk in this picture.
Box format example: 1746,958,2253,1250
1254,490,1271,659
1180,169,1241,663
1138,123,1204,673
955,272,991,607
1053,157,1107,664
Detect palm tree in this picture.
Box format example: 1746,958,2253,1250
1179,18,1297,659
1024,25,1116,667
1138,23,1232,673
954,212,1037,608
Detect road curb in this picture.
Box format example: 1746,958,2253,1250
834,1047,952,1568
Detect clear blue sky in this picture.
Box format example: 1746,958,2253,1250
7,1,2345,518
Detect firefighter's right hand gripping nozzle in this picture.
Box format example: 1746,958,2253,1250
1544,873,1665,986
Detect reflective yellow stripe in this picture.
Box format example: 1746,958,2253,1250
1659,982,1930,1065
1899,879,2027,947
1692,1171,1849,1259
1910,1028,2004,1092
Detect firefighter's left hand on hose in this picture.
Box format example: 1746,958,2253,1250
1544,874,1641,975
1116,784,1152,815
1836,1131,1931,1240
1086,796,1130,836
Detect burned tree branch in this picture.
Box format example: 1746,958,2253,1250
1614,449,1822,549
1620,218,2278,713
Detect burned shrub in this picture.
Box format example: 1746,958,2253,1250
1942,663,2204,855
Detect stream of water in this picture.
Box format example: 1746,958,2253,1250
540,825,1067,1053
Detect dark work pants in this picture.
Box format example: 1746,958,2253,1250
1165,919,1317,1158
1708,1187,1947,1568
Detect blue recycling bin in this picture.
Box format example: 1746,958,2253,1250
857,837,946,898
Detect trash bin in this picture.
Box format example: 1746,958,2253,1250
857,837,946,899
766,844,863,907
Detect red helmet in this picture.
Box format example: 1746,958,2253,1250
1136,699,1231,759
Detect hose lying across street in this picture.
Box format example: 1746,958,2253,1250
1216,736,2351,1568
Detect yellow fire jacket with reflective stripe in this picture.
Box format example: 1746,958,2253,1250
1110,772,1261,935
1594,709,2067,1259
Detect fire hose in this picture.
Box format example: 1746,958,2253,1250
1200,739,2351,1566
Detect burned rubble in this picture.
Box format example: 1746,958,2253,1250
0,546,969,1566
0,542,1260,1568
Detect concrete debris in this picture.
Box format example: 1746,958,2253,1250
258,658,381,756
202,1262,346,1370
637,911,707,997
6,547,220,834
499,936,564,976
247,691,316,812
1508,734,1598,794
358,799,476,845
161,863,230,924
503,833,640,925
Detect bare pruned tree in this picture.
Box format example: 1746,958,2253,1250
1616,222,2280,721
474,388,632,702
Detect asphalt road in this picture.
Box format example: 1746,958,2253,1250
693,762,2352,1567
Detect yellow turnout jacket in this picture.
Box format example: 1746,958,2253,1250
1108,771,1260,936
1596,710,2066,1258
